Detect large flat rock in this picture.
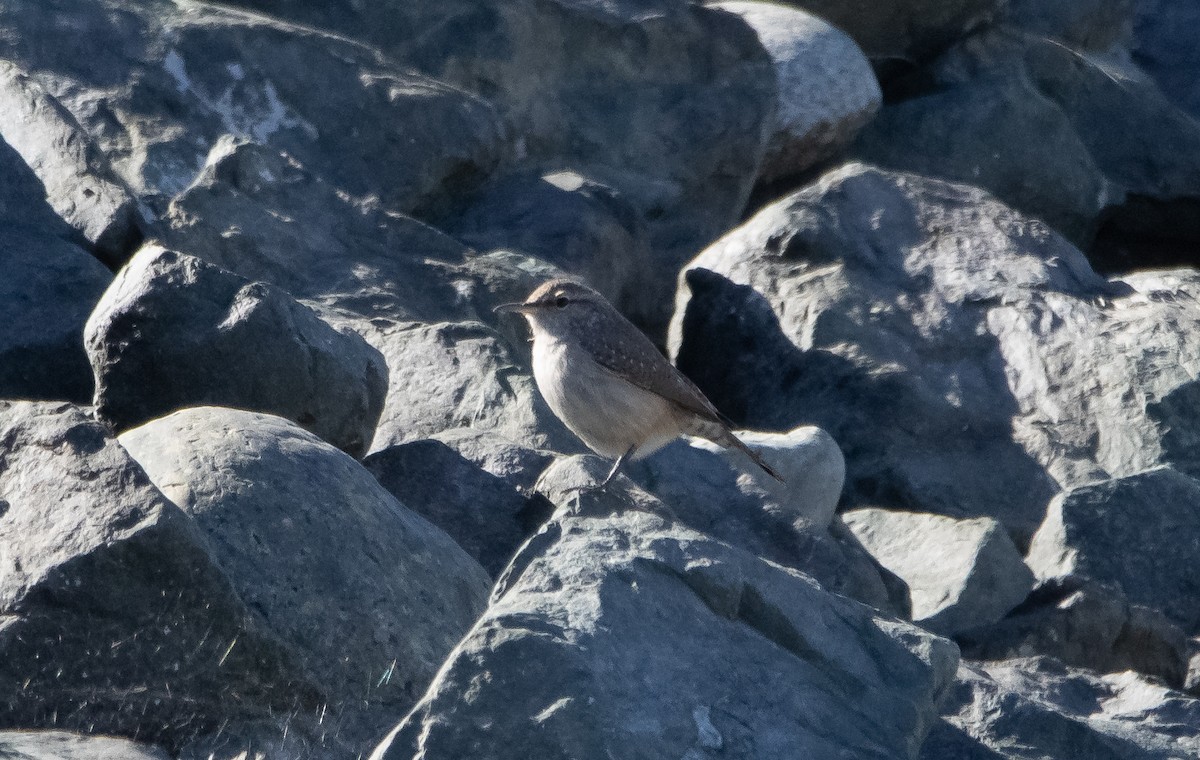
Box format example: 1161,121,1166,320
372,482,958,760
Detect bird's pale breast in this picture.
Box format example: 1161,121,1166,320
531,334,683,459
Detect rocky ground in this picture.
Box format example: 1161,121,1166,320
2,0,1200,758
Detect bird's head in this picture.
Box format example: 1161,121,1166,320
494,279,609,339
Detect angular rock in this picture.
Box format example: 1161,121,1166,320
1133,0,1200,121
715,2,881,184
764,0,1003,64
429,427,558,496
922,657,1200,759
118,407,492,737
0,137,112,403
856,31,1200,257
448,169,658,335
1003,0,1132,51
0,402,322,752
0,731,169,760
0,227,111,404
355,318,579,455
364,438,555,577
372,485,958,760
160,139,576,453
85,245,386,457
161,138,485,323
844,508,1034,636
0,60,142,266
958,577,1189,687
633,425,846,528
0,0,506,217
1188,639,1200,697
542,455,910,618
1027,466,1200,633
672,164,1200,544
221,0,776,269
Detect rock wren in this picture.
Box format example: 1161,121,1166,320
496,279,782,487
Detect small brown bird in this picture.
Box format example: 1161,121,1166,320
496,279,782,487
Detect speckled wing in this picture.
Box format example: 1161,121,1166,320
578,317,725,425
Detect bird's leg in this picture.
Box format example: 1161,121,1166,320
582,444,637,493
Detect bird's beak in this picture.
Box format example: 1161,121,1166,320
494,302,533,315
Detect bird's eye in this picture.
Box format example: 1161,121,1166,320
554,296,569,309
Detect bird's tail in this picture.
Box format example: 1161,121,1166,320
718,429,785,483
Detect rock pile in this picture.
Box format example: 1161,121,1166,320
3,0,1199,757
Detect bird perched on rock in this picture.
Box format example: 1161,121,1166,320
496,279,782,487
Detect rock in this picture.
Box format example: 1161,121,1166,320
671,165,1055,540
1026,466,1200,633
0,227,112,404
161,140,576,453
634,425,846,528
0,0,505,219
1133,0,1200,121
922,657,1200,759
0,401,324,752
0,731,169,760
429,427,558,496
958,577,1189,686
364,439,555,577
86,245,386,456
118,407,493,739
542,455,907,615
1187,639,1200,697
714,2,881,184
1003,0,1132,51
448,169,658,335
0,60,143,266
354,318,580,455
161,138,483,323
371,481,958,760
221,0,776,272
673,164,1200,545
757,0,1003,65
844,508,1034,636
855,31,1200,259
0,137,113,403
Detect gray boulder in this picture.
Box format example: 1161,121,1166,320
1003,0,1132,51
715,2,881,184
448,169,658,336
0,731,169,760
672,163,1200,544
0,226,111,403
118,407,492,739
958,577,1189,687
855,31,1200,255
1026,466,1200,633
1188,639,1200,697
844,508,1034,636
0,137,112,403
428,427,558,496
0,60,142,266
0,0,506,218
0,401,324,752
160,139,577,453
1134,0,1200,121
161,137,486,323
364,439,555,577
353,317,579,455
372,482,958,760
542,455,908,616
757,0,1003,64
86,245,386,457
922,657,1200,759
221,0,776,271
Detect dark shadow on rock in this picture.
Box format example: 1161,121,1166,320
676,268,1059,544
1148,379,1200,480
